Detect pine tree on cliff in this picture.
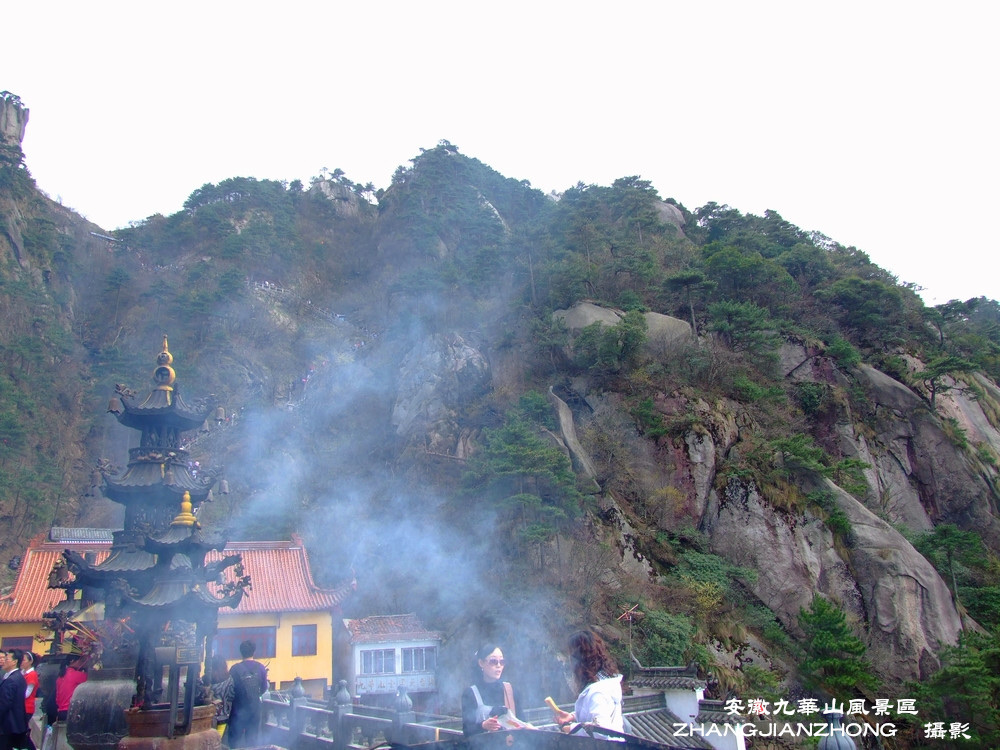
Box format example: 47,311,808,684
798,595,879,697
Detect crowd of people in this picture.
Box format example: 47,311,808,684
4,629,623,749
462,629,628,741
0,638,270,750
206,629,626,746
0,649,88,750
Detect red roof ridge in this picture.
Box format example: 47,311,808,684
292,536,322,593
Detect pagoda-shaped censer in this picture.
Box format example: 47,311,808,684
48,337,248,750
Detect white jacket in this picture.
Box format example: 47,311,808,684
574,674,624,740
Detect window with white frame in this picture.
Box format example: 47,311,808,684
401,646,436,673
361,648,396,675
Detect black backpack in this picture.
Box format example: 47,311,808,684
231,661,264,704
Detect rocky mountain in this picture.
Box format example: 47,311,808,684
4,92,1000,738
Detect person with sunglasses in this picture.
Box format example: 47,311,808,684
461,644,517,736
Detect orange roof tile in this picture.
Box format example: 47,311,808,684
209,536,355,614
0,535,112,623
0,532,354,623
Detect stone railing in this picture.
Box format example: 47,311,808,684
256,684,682,750
260,682,464,750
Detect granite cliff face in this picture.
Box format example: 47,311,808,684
0,92,29,146
703,478,963,683
386,301,997,683
392,333,490,458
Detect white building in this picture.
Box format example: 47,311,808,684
342,613,441,709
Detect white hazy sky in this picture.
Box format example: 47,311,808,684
6,1,998,304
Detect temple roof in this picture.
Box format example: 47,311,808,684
116,387,215,432
0,534,112,622
110,336,215,432
127,578,242,610
624,705,713,749
50,528,115,543
87,547,158,573
1,532,352,622
211,536,355,615
151,525,198,545
630,665,707,692
104,462,210,498
695,699,745,725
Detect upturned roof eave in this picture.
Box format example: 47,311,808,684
116,391,214,431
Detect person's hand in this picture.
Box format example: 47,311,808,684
552,708,574,726
546,697,574,727
482,716,502,731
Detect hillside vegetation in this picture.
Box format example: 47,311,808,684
4,111,1000,745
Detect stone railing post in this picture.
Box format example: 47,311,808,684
330,679,352,750
290,676,308,745
390,686,415,744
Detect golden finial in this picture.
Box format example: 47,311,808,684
171,490,198,527
153,334,176,392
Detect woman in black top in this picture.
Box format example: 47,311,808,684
461,644,516,736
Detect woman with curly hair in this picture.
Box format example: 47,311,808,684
550,630,625,740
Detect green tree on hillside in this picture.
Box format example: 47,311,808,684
777,242,835,287
911,630,1000,747
664,270,714,339
462,412,582,568
572,311,648,373
703,245,797,313
915,523,988,615
821,277,906,348
913,355,975,411
798,595,879,696
638,609,694,666
707,300,780,360
936,297,1000,382
924,298,977,348
609,175,662,246
824,335,861,368
105,268,132,326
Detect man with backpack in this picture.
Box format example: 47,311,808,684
227,641,268,748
